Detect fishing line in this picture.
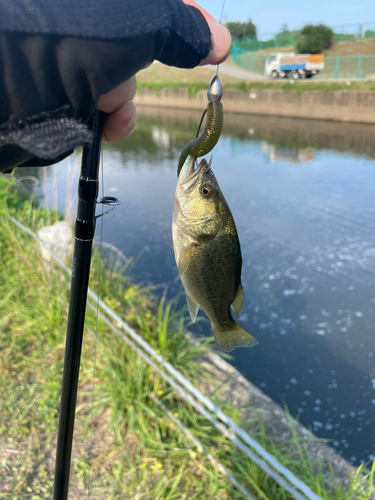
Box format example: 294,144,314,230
196,0,226,138
195,108,207,139
86,2,226,494
216,0,226,75
218,0,226,26
86,146,104,499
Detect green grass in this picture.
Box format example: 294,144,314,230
0,175,374,499
249,38,375,58
137,63,241,85
137,58,375,94
138,79,375,96
226,79,375,93
137,80,209,98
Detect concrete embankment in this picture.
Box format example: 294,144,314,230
135,87,375,124
202,352,373,496
137,104,375,157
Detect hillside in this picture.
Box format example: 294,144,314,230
137,39,375,85
257,38,375,56
136,62,242,84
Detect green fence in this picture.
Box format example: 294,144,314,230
233,21,375,52
231,45,375,79
322,55,375,79
231,47,268,75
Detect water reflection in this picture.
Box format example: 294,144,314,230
262,142,314,163
16,107,375,466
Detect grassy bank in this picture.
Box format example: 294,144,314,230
138,79,375,95
0,175,374,499
137,63,375,94
137,63,241,85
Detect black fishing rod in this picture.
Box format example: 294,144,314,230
53,110,119,500
52,76,222,499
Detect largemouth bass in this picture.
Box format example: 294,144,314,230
172,155,258,353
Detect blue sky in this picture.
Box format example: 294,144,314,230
198,0,374,35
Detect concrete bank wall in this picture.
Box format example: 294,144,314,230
135,87,375,124
137,105,375,157
202,352,371,495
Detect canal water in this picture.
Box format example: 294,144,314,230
16,107,375,466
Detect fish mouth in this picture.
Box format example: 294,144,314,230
179,155,212,193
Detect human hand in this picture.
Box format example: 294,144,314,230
97,0,231,143
183,0,232,66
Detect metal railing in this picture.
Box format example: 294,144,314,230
231,44,375,79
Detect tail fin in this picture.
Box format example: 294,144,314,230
212,323,258,353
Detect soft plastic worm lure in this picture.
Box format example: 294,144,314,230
177,75,223,177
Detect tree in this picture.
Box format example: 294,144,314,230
296,24,334,54
276,25,293,47
225,18,257,40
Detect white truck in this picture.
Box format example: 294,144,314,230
265,52,324,79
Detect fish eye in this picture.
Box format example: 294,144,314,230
200,184,214,198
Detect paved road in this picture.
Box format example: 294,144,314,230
207,60,375,82
206,61,266,80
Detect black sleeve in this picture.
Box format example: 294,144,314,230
0,0,212,172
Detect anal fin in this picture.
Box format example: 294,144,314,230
185,293,200,323
231,284,244,318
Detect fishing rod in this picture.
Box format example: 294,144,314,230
52,75,223,498
52,74,221,500
53,110,120,500
52,5,226,490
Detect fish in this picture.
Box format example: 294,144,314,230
172,154,258,353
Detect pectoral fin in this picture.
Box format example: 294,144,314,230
185,293,200,323
231,284,244,318
177,246,193,277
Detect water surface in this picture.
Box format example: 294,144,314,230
16,108,375,466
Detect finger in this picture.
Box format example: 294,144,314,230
199,22,232,65
97,75,137,114
182,0,216,23
102,100,137,143
182,0,231,65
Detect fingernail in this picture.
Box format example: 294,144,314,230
209,23,232,57
126,106,137,131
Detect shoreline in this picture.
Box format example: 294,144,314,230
135,86,375,125
135,104,375,157
201,351,370,495
4,170,374,497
